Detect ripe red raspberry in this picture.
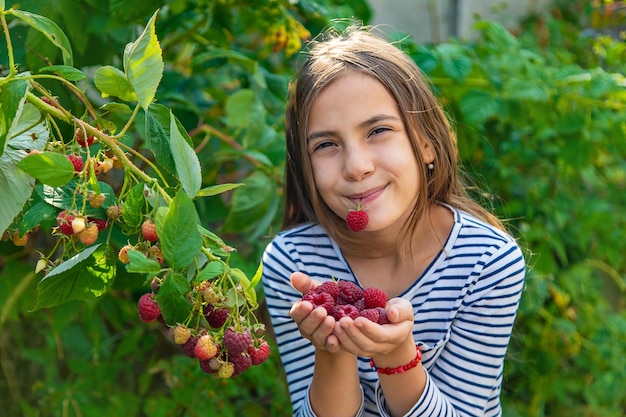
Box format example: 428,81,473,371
75,128,94,147
194,334,218,360
338,281,364,304
302,291,334,315
364,287,388,309
375,307,390,325
248,340,270,365
346,200,368,232
67,154,84,174
78,223,99,245
223,327,252,356
205,306,230,329
333,304,359,320
314,281,340,300
137,293,161,323
358,308,380,323
88,217,109,231
230,352,252,376
141,219,158,242
180,335,199,357
56,210,75,235
353,299,366,311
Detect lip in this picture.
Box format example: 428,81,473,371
347,185,387,205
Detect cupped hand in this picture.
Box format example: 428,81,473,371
289,272,342,353
331,297,415,357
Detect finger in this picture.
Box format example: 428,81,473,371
290,271,320,295
385,297,415,323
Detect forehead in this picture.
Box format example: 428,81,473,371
307,72,399,131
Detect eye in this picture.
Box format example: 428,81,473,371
369,126,391,137
311,140,336,153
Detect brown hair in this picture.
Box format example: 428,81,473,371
282,25,504,255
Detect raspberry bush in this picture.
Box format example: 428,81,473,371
0,5,286,380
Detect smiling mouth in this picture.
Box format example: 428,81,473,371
348,185,387,203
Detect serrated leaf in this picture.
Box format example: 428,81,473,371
19,200,57,234
126,250,161,276
121,183,148,228
0,79,29,157
155,189,202,269
197,183,243,198
156,272,193,326
6,9,73,66
123,10,163,110
94,65,138,102
39,65,86,81
16,151,75,187
0,103,48,235
32,244,116,311
169,111,201,198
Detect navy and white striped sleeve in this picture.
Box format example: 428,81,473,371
376,239,526,417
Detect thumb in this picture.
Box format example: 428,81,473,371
385,297,414,323
290,271,317,295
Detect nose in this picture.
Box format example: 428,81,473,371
342,142,374,181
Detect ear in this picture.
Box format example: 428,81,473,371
420,139,435,164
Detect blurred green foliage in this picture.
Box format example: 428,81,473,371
1,0,625,416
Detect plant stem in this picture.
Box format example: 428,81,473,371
0,12,16,78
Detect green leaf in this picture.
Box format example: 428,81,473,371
123,10,163,110
94,65,138,102
126,250,161,277
197,183,243,198
39,65,86,81
37,179,116,219
6,9,73,66
169,111,201,198
155,189,202,270
504,78,550,102
18,200,57,235
32,244,116,311
156,272,193,326
459,90,502,126
145,107,176,175
196,261,226,281
474,20,519,50
437,43,472,83
222,171,274,233
231,268,257,306
0,103,49,235
121,183,147,228
16,151,75,187
0,79,29,158
226,89,262,129
249,260,263,289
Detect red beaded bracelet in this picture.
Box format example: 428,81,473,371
370,345,422,375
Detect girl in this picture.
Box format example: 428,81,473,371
262,25,526,417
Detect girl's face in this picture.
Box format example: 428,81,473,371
307,71,433,233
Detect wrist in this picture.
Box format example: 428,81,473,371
370,344,422,375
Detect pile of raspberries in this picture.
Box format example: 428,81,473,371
302,280,390,325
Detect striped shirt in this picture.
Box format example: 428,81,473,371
262,207,526,416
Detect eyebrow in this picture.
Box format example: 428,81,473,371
306,114,401,142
